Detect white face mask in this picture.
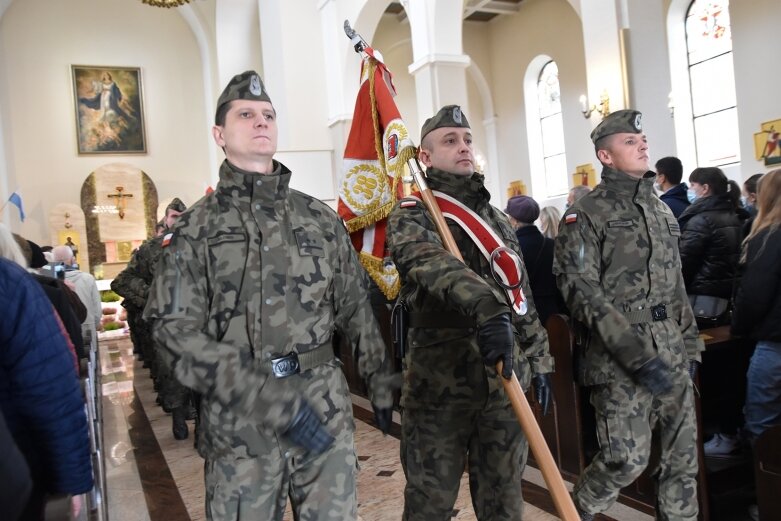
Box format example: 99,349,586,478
653,182,663,193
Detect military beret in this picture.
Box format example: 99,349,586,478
420,105,470,141
590,109,643,145
166,197,187,213
215,70,271,123
505,195,540,224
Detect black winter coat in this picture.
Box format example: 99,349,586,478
732,227,781,342
678,194,744,298
514,225,565,327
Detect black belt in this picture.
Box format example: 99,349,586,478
623,304,668,324
263,343,334,378
408,312,476,329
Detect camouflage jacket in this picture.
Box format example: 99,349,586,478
144,160,391,458
387,169,553,410
553,167,704,386
111,236,164,308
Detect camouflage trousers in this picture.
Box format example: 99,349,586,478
574,372,698,521
401,400,528,521
203,369,358,521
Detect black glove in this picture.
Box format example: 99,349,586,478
688,360,700,381
372,403,393,435
632,357,673,395
533,374,553,416
477,313,514,380
282,401,334,455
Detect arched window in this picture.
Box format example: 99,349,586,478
685,0,739,167
537,61,568,198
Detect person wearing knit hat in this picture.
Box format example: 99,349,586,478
553,109,702,520
143,70,397,520
387,105,554,519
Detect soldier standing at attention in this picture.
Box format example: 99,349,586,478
112,198,189,438
387,105,554,521
144,71,395,521
554,110,703,521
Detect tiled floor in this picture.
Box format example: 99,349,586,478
100,335,654,521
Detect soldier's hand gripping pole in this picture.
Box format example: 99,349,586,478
406,157,579,521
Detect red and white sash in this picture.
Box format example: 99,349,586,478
408,191,528,315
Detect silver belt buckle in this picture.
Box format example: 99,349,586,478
271,352,300,378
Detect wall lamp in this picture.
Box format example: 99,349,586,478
579,90,610,119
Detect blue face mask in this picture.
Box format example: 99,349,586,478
687,188,698,204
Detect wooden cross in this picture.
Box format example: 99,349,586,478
107,186,133,219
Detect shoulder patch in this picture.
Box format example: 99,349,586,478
161,232,174,248
400,200,419,209
565,213,578,224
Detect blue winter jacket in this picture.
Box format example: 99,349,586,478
0,258,93,495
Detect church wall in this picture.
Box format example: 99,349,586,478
0,0,211,244
487,0,593,206
730,0,781,178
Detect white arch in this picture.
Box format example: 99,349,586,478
466,62,501,204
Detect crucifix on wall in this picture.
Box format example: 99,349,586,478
108,186,133,219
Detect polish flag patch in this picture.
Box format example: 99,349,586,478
400,200,418,208
565,213,578,224
161,232,174,247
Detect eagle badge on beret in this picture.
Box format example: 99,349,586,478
634,113,642,131
250,74,262,96
453,106,462,124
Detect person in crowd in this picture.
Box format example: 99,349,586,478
566,185,591,210
112,198,190,439
0,256,93,521
539,205,562,239
144,70,396,520
52,245,101,350
654,156,690,218
505,195,565,327
731,168,781,444
554,110,703,521
741,173,763,236
9,233,86,360
678,167,744,301
0,410,32,521
388,105,554,521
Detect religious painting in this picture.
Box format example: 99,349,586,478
57,231,82,263
753,119,781,166
116,241,133,262
572,163,597,188
71,66,147,154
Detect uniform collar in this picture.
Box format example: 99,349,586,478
425,167,491,208
601,166,655,197
217,159,292,204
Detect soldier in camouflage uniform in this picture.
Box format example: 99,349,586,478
112,199,189,439
553,110,703,521
144,70,395,521
386,105,554,521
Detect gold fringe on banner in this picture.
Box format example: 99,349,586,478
359,250,400,300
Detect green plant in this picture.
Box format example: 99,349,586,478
101,290,121,302
103,322,123,331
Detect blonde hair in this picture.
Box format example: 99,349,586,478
0,223,28,268
539,206,562,239
745,169,781,253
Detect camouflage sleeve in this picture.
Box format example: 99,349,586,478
110,248,148,307
512,270,554,375
675,264,705,362
553,210,657,374
144,234,302,432
387,201,508,325
331,222,394,409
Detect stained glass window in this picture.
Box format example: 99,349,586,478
685,0,739,167
537,61,568,197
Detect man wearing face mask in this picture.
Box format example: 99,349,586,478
554,110,703,521
654,156,690,218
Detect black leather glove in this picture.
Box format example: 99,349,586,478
533,374,553,416
372,403,393,435
282,401,334,455
477,313,514,380
632,357,673,395
688,360,700,381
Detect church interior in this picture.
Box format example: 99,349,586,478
1,0,780,520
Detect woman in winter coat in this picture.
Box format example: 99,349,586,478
731,168,781,442
678,167,745,299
